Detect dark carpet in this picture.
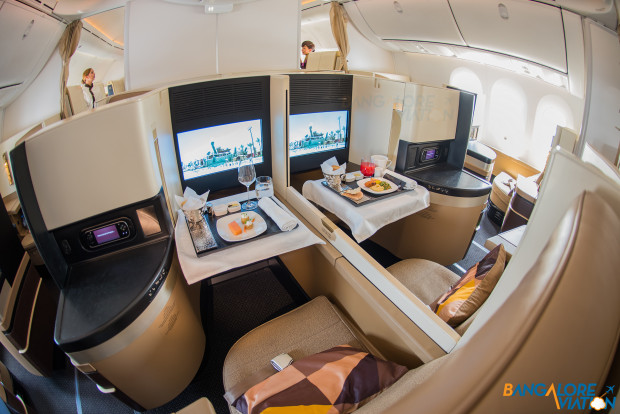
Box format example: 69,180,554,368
446,207,501,276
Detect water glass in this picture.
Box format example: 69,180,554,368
256,176,274,199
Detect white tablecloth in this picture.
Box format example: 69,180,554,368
302,171,430,242
175,193,324,284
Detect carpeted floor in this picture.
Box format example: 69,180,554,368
1,259,308,414
446,207,501,276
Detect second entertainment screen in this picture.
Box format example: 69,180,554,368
289,110,348,158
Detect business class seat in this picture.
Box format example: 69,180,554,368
222,190,620,413
385,258,478,335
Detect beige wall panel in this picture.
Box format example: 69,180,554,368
399,84,459,143
25,93,163,230
87,263,205,410
350,76,405,167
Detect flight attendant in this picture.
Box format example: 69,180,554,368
81,68,96,108
300,40,315,69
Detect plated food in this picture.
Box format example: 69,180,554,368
227,201,241,213
357,178,398,195
341,187,363,201
213,204,228,216
217,212,267,242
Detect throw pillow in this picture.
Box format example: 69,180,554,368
232,344,408,414
430,244,506,327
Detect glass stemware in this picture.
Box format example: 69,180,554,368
238,158,257,210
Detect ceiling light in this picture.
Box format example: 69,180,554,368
163,0,249,13
205,3,233,13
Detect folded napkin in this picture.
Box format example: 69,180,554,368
175,187,210,211
258,197,297,231
385,172,417,190
321,156,346,176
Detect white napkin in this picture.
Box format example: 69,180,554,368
174,187,210,211
321,156,346,176
258,197,297,231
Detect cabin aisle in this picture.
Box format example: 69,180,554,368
0,260,308,414
446,209,501,276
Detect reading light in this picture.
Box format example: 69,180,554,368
163,0,243,13
3,152,13,186
498,3,509,19
205,3,233,13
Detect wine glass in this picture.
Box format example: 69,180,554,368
238,158,257,210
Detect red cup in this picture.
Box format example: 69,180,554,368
360,157,375,177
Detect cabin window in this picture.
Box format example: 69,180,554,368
529,95,574,170
487,79,527,158
449,67,485,127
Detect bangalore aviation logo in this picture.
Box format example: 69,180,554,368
503,383,616,410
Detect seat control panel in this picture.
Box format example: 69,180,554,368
80,219,135,249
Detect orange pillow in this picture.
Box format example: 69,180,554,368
430,244,506,327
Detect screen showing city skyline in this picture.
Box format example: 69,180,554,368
177,119,263,181
289,110,348,158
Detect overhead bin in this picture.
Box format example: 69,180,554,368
0,0,65,107
449,0,567,72
353,0,465,45
348,0,569,73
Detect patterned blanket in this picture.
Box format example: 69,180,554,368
232,345,408,414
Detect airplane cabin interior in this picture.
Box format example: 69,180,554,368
0,0,619,413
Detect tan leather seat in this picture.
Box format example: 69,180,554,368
386,258,483,335
222,296,381,413
387,258,460,306
222,191,620,413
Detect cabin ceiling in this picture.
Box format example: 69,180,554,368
306,0,618,75
0,0,618,112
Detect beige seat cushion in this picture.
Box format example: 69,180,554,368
387,259,460,305
222,296,376,412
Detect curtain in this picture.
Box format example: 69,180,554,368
58,20,83,119
330,1,349,72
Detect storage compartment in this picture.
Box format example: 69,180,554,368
4,263,56,377
487,171,515,226
445,0,567,72
501,176,538,232
464,141,496,181
0,1,65,106
352,0,464,45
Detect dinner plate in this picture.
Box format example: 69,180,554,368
216,212,267,242
357,178,398,195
